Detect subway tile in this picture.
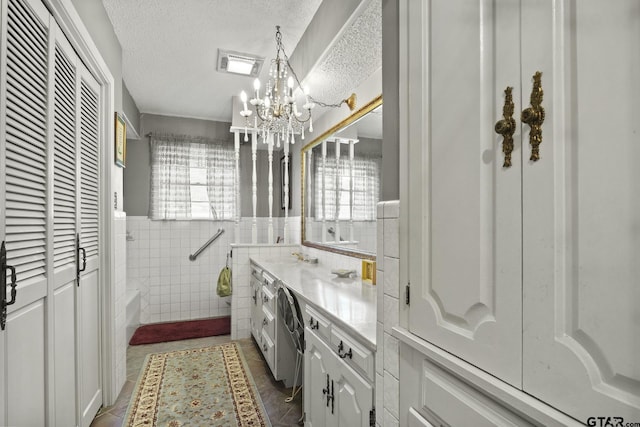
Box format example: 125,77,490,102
383,257,400,299
383,371,399,420
383,295,399,334
383,333,399,379
376,321,384,375
383,408,399,427
383,219,399,259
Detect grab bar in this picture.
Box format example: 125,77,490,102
189,228,224,261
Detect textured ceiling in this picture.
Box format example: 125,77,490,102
304,0,381,115
102,0,322,121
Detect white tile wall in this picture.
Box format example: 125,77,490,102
126,216,300,326
377,200,400,427
113,212,127,397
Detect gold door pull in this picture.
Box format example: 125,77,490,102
495,86,516,168
522,71,545,161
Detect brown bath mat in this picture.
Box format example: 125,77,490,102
129,316,231,345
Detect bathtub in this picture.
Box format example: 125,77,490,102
125,289,140,343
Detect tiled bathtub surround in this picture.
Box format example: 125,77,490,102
126,216,301,325
376,200,400,427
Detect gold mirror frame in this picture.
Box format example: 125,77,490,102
300,94,382,260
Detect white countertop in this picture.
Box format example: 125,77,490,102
250,256,377,349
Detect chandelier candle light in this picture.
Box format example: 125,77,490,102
239,26,357,147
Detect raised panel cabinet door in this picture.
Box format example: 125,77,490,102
304,328,332,427
521,0,640,422
331,351,373,427
407,0,523,387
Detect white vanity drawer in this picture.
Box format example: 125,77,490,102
261,285,275,313
260,329,275,373
261,304,275,340
330,326,375,382
305,305,331,343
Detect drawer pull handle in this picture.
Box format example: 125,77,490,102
522,71,545,161
322,374,334,413
338,340,353,359
309,317,319,330
495,86,516,168
263,294,269,303
263,343,268,352
252,290,257,304
263,318,268,326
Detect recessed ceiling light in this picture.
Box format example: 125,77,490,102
217,49,264,77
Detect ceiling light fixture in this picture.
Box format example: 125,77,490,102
217,49,264,77
238,26,357,147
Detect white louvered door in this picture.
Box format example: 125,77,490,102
77,62,102,427
0,0,50,424
51,20,79,427
1,0,104,425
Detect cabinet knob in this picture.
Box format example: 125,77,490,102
522,71,545,162
263,318,268,326
495,86,516,168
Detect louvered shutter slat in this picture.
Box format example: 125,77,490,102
6,25,47,71
6,63,47,104
79,78,100,260
53,46,77,270
5,0,48,280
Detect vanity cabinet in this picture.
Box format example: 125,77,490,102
249,261,300,388
304,306,374,427
402,0,639,424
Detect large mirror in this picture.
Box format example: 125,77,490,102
301,95,382,259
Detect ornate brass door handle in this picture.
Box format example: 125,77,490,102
522,71,545,161
495,87,516,168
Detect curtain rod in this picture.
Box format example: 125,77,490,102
145,132,231,144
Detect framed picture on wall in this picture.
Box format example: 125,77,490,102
115,112,127,167
280,155,292,209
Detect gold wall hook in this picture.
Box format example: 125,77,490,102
522,71,545,161
495,87,516,168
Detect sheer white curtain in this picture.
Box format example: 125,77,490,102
314,152,380,221
149,134,236,220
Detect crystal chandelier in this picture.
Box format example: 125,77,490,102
239,26,356,147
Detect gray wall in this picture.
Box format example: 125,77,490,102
70,0,122,112
382,0,399,200
124,114,284,218
122,82,140,137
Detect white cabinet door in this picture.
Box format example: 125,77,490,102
0,0,51,424
407,0,523,387
521,0,640,422
77,63,102,427
304,327,374,427
304,328,331,427
331,351,373,427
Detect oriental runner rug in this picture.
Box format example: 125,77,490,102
124,342,271,426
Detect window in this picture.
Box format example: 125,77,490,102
314,154,380,221
149,135,236,220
